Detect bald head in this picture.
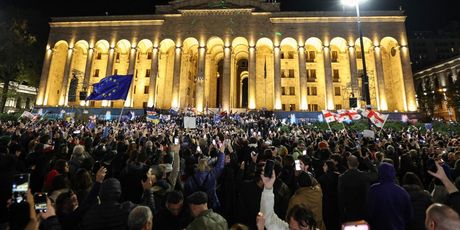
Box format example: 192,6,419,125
347,155,359,169
425,203,460,230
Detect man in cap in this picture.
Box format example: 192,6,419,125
186,191,228,230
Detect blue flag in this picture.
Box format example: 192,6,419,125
87,75,133,100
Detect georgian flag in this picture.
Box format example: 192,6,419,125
347,109,362,120
336,110,351,123
362,109,389,128
322,110,337,123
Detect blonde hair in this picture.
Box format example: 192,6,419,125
197,158,210,172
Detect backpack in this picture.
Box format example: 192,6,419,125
192,172,210,193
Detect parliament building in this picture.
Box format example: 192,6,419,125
36,0,417,113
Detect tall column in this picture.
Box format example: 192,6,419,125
400,46,417,111
248,46,256,109
171,46,182,108
106,48,115,76
196,46,206,112
274,46,281,110
37,48,53,106
348,46,359,94
323,46,334,110
438,71,448,88
222,46,231,112
298,46,307,110
59,47,74,106
83,47,94,92
451,68,458,82
124,47,137,107
374,46,387,111
148,47,159,107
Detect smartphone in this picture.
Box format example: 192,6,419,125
34,193,48,213
302,150,307,155
295,160,301,171
427,158,438,173
174,137,179,145
264,160,275,178
12,174,30,203
342,221,369,230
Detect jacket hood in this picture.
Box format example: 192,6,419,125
378,162,396,183
99,178,122,202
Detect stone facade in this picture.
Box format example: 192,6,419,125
413,56,460,120
36,0,417,112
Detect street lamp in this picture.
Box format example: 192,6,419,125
342,0,371,108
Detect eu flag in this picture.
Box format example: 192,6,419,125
87,74,133,100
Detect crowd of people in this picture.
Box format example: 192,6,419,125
0,111,460,230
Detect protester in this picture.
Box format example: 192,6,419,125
128,206,153,230
1,110,460,230
186,191,228,230
366,162,413,230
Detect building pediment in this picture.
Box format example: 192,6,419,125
155,0,280,14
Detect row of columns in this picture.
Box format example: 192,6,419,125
36,42,416,112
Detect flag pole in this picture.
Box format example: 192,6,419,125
378,116,389,136
117,101,125,127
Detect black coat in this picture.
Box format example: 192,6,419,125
318,171,340,230
403,184,432,230
338,163,377,222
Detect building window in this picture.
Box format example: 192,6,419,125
307,69,316,82
308,104,319,111
356,50,362,59
306,51,316,62
137,52,141,62
334,87,341,96
333,69,340,82
289,104,296,111
135,70,138,78
143,102,148,108
282,104,286,111
307,87,317,96
335,104,342,110
147,52,152,60
331,50,338,62
96,52,102,60
94,69,100,78
110,101,114,107
281,52,285,59
134,86,136,94
289,87,295,95
288,51,295,59
144,86,149,94
288,69,295,78
282,87,286,95
281,70,287,78
145,69,151,78
114,69,118,75
90,101,95,107
115,53,120,63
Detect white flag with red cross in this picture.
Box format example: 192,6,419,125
362,109,389,128
322,110,337,123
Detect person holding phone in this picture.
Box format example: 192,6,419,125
260,171,318,230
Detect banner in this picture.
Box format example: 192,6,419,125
184,117,197,129
322,110,337,123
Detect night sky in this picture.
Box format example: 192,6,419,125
1,0,459,48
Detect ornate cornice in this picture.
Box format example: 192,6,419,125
179,8,254,16
50,19,164,28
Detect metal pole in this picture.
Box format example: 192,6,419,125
356,2,371,108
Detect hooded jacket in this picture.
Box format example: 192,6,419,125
367,163,413,230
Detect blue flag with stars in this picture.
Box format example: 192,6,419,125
87,74,133,100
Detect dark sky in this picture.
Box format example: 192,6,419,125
2,0,459,47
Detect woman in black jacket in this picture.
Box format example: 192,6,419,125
402,172,433,230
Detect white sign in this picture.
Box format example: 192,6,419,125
363,130,375,139
184,117,197,129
